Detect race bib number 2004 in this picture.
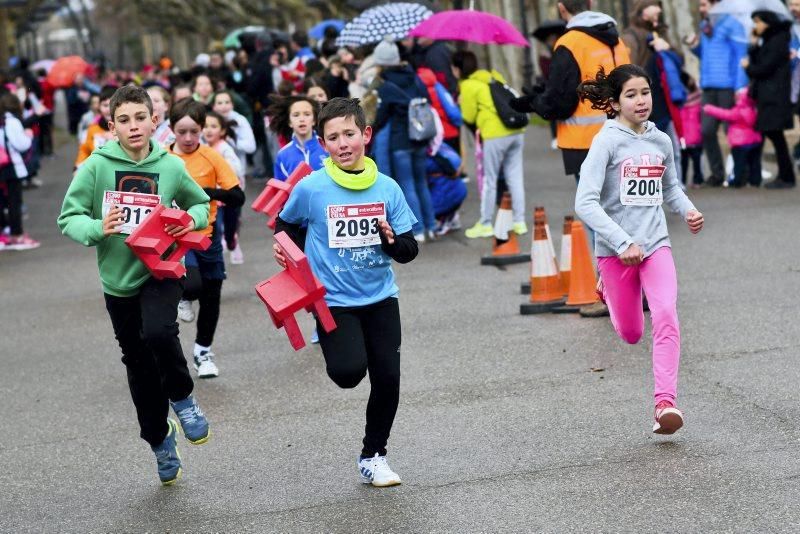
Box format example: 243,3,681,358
620,164,665,206
102,190,161,235
327,202,386,248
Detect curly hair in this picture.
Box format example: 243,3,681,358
576,64,651,118
266,95,320,140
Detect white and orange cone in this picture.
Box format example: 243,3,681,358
481,192,530,266
520,218,565,314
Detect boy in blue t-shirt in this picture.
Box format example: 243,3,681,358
274,98,419,487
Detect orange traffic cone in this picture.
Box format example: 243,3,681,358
520,219,566,314
481,192,530,266
521,206,559,294
559,215,574,296
553,220,598,313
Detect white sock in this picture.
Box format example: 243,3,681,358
194,343,210,357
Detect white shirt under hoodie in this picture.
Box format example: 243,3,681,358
575,120,696,258
0,113,32,179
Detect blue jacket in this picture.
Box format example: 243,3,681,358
692,15,749,90
273,133,328,181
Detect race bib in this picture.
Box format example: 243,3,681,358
620,164,664,206
102,190,161,235
327,202,386,248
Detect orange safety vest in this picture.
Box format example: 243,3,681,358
554,30,630,150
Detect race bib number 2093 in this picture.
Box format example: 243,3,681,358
327,202,386,248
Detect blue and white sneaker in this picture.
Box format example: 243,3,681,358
358,453,402,487
310,328,319,345
170,395,210,445
151,419,181,486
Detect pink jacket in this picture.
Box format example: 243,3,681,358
679,101,702,147
703,91,762,148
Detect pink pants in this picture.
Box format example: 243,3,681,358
597,246,680,404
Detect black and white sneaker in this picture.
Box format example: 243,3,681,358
193,350,219,378
358,453,401,487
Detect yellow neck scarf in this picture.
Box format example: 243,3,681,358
324,156,378,190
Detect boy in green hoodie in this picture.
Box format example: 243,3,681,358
57,85,212,486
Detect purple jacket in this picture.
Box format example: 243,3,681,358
703,91,762,147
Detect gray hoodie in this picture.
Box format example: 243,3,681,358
566,11,618,30
574,120,696,258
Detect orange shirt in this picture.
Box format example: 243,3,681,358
75,123,114,167
169,144,239,235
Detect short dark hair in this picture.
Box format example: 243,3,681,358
452,50,478,79
109,85,153,120
292,30,309,48
560,0,591,15
317,97,366,136
99,84,118,103
169,97,206,127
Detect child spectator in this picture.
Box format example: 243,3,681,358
679,73,704,187
703,88,763,188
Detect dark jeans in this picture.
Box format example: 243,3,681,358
731,144,762,187
761,130,796,185
393,146,435,233
681,145,704,185
104,277,194,447
38,113,54,155
701,88,735,183
0,178,23,235
316,297,402,458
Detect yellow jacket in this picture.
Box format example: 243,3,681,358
459,69,525,140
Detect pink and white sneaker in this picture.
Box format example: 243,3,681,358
653,400,684,435
6,234,40,251
0,234,10,250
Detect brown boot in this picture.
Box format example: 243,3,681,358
579,301,609,317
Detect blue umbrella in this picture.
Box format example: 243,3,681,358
309,19,346,40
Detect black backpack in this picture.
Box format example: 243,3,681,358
489,79,529,130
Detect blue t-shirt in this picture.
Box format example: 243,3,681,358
279,168,417,308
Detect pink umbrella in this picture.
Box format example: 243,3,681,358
409,9,529,47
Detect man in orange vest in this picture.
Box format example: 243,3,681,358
511,0,629,182
511,0,630,317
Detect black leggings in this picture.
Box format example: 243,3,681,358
0,179,24,235
183,267,223,348
104,277,194,447
316,297,401,458
220,205,241,250
761,130,796,185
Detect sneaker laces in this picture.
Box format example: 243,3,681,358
176,403,204,425
195,351,214,364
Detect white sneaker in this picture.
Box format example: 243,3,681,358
193,350,219,379
177,300,195,322
358,453,401,487
230,242,244,265
413,233,426,244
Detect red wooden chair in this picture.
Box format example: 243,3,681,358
255,231,336,350
251,162,313,229
125,204,211,280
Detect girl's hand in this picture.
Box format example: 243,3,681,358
164,219,195,238
102,205,125,235
741,57,750,69
273,243,287,269
686,209,704,234
619,243,644,266
378,220,394,245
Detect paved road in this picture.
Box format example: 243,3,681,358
2,125,799,533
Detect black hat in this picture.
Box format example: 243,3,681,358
532,20,567,42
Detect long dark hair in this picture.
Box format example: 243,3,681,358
266,95,320,140
576,64,651,118
0,92,23,120
205,110,237,143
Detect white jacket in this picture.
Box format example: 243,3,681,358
1,113,32,179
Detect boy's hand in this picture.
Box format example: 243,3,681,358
619,243,644,266
378,220,395,245
686,209,704,234
273,243,287,269
164,219,195,238
103,205,125,235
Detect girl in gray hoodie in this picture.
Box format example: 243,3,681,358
575,64,704,435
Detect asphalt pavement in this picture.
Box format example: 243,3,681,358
2,125,799,533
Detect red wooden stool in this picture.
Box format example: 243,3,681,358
251,162,313,229
255,231,336,350
125,204,211,280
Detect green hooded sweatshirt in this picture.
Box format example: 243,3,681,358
57,139,210,297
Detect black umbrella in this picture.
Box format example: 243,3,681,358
532,19,566,43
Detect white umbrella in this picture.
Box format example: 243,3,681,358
710,0,792,35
